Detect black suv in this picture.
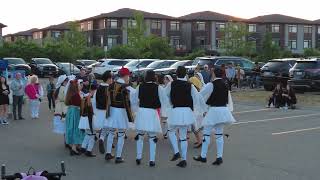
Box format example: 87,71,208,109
288,59,320,91
260,58,298,91
30,58,59,77
3,57,31,77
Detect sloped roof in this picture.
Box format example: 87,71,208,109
247,14,313,24
8,28,38,36
179,11,243,21
34,22,70,32
0,23,6,28
313,19,320,24
80,8,174,21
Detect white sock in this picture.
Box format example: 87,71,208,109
81,134,90,149
116,132,125,158
106,131,115,154
100,128,107,141
168,129,179,154
149,137,157,162
201,126,212,158
214,125,224,158
87,135,95,152
136,134,144,160
179,127,188,160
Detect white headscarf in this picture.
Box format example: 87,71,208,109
164,75,173,82
196,72,205,85
56,75,67,89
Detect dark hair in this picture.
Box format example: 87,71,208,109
102,71,112,82
157,74,164,85
176,66,187,78
144,70,156,82
214,68,223,78
0,76,8,86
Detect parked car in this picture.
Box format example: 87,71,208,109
29,58,58,77
92,59,129,78
86,62,100,74
154,60,192,76
261,58,298,91
112,59,157,75
288,58,320,91
56,62,80,76
3,57,31,77
132,60,178,81
74,60,97,69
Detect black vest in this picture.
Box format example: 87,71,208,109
139,83,161,109
170,80,193,109
96,85,108,110
206,79,228,107
109,82,129,108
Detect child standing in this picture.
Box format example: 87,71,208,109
46,76,56,112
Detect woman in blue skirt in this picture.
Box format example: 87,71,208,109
65,79,85,156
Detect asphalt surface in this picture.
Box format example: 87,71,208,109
1,83,319,180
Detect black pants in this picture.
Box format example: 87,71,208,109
281,97,297,107
47,94,55,110
268,95,282,108
12,95,23,119
227,78,233,91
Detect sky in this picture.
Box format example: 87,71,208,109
1,0,320,35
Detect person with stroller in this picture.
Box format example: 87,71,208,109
0,76,10,125
25,75,43,119
267,83,283,108
281,84,297,109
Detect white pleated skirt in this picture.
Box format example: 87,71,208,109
94,109,106,130
135,108,162,133
167,107,195,127
104,107,129,130
55,101,67,115
78,116,100,130
202,107,236,127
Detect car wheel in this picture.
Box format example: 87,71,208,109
264,85,273,91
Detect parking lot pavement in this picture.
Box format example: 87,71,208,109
0,100,319,180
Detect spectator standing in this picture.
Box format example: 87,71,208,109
225,63,236,91
251,62,261,88
46,76,56,112
200,64,211,84
236,65,245,88
25,75,43,119
10,73,26,120
76,68,89,93
0,76,10,125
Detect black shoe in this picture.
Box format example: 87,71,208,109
115,157,124,164
65,144,71,150
193,156,207,163
79,148,86,154
18,117,25,120
170,152,181,161
85,151,96,157
105,153,114,161
136,159,141,165
176,160,187,168
70,149,80,156
98,139,105,154
149,161,155,167
212,157,223,166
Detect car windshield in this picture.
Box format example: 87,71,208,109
294,62,320,69
60,63,79,70
192,59,199,65
125,60,140,67
263,61,290,71
6,58,26,65
81,60,96,66
198,59,214,66
35,58,53,64
147,61,163,68
170,61,187,68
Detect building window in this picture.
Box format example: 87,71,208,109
151,20,161,30
288,25,297,33
88,21,92,30
248,24,256,32
52,31,61,38
39,32,43,39
128,19,136,28
88,36,91,44
304,26,312,34
304,40,312,49
103,19,106,29
216,23,225,31
107,36,118,48
272,24,280,33
80,23,85,31
289,40,297,49
100,36,104,47
107,19,118,29
170,21,180,31
272,39,280,46
196,36,206,48
318,27,320,34
216,39,225,49
196,22,206,31
170,36,181,48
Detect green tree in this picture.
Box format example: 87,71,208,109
303,48,320,57
0,40,44,61
259,32,281,61
107,45,139,59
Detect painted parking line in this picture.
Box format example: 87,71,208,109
234,113,320,125
272,126,320,135
233,108,270,114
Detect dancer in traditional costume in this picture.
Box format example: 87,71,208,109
165,66,202,168
133,70,168,167
104,67,135,164
193,68,235,165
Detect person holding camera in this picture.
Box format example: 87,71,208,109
25,75,43,119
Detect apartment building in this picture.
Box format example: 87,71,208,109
32,22,70,44
0,23,6,46
314,19,320,48
4,28,37,42
78,8,185,52
246,14,316,54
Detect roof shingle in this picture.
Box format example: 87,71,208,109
0,23,7,28
247,14,313,24
179,11,243,21
34,22,70,32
